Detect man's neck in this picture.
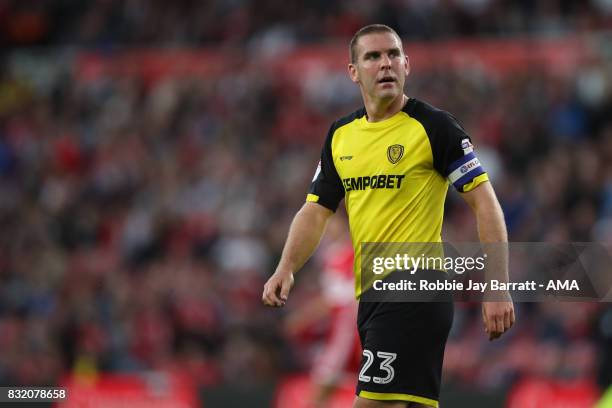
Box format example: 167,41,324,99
365,94,408,122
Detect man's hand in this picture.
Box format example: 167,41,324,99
262,202,332,308
262,271,295,307
482,301,515,341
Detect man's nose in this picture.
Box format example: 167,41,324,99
380,54,391,69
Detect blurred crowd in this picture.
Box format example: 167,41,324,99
3,0,612,48
0,1,612,403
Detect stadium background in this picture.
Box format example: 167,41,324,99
1,0,612,407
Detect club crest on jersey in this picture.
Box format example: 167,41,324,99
387,144,404,164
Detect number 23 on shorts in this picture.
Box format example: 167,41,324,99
359,349,397,384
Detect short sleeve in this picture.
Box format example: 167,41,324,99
306,122,345,211
429,111,488,193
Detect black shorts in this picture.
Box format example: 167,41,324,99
356,300,454,407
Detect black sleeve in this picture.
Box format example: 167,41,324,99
307,122,345,211
422,109,487,192
426,111,470,175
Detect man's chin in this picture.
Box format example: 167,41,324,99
377,89,400,101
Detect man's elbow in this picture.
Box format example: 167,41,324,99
298,201,334,225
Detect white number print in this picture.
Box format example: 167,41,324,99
358,349,374,382
373,352,396,384
358,349,397,384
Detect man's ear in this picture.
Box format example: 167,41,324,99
404,54,410,77
348,63,359,83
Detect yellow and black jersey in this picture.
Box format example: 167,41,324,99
307,98,488,298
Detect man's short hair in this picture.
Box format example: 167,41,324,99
349,24,402,64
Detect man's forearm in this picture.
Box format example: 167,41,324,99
476,197,509,281
263,202,333,307
474,196,507,243
463,183,509,284
276,202,333,275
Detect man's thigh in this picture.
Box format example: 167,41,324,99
355,301,453,408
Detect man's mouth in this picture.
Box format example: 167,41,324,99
378,76,396,84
